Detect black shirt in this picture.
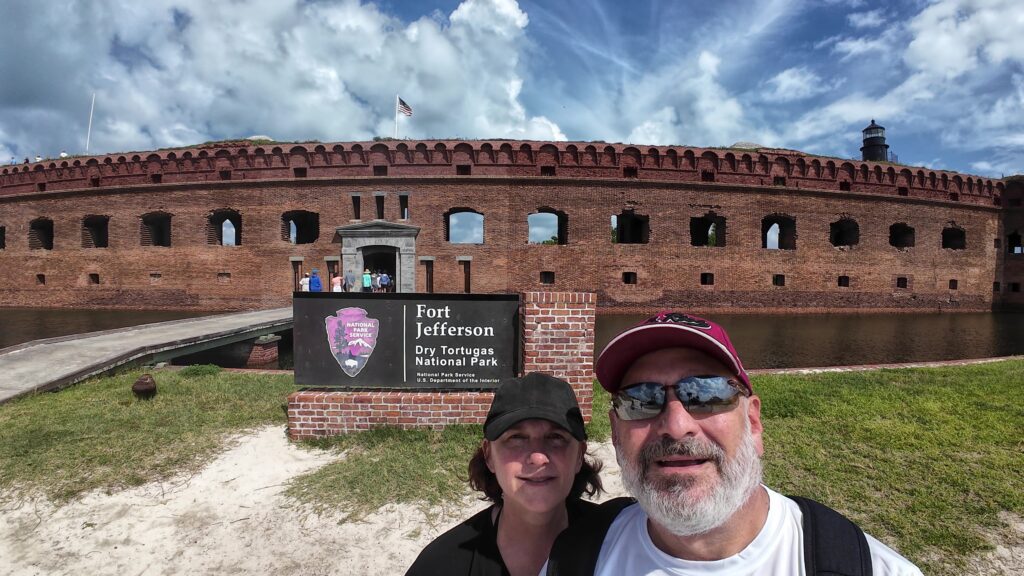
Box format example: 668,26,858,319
405,500,599,576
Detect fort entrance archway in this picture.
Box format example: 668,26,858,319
336,222,420,293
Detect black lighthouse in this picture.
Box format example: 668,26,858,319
860,119,889,162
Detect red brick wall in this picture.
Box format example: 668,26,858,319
0,140,1016,313
286,291,596,439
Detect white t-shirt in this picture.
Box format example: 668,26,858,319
586,487,922,576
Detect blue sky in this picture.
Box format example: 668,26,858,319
2,0,1023,178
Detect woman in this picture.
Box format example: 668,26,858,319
406,372,602,576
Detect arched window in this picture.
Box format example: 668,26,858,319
445,208,484,244
281,210,319,244
208,209,241,246
141,212,172,247
829,218,860,247
762,215,796,250
528,209,568,245
942,226,966,250
82,215,109,248
29,217,54,250
690,212,726,247
889,223,915,249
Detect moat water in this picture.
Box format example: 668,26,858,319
1,308,1022,369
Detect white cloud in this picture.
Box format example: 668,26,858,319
0,0,563,156
761,67,835,102
905,0,1024,80
847,9,886,29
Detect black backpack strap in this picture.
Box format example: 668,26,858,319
546,497,635,576
789,495,873,576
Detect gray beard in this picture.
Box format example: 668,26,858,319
616,417,762,537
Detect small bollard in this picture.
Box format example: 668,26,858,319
132,374,157,400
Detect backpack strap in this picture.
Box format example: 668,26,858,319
789,495,873,576
546,497,635,576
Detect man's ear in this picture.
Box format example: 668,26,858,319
746,395,764,456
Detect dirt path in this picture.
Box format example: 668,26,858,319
0,427,1018,575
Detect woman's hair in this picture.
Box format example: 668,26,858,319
467,442,604,503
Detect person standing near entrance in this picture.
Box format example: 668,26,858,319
308,268,323,292
380,271,391,292
299,273,310,292
331,274,343,292
362,269,372,292
345,269,357,292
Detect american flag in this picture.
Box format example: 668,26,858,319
397,97,413,117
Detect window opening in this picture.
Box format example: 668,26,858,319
540,166,556,176
896,277,908,289
90,176,100,187
82,215,109,248
399,195,410,219
36,183,46,192
1007,231,1022,254
690,213,726,247
293,167,307,178
889,223,915,249
150,174,162,184
701,170,715,182
614,210,650,244
949,193,959,201
829,218,860,247
839,181,851,191
457,165,472,175
423,260,434,293
462,260,471,293
898,187,908,196
207,209,241,246
375,195,385,219
373,165,388,176
528,210,568,244
150,272,162,284
942,226,966,250
0,226,5,249
88,273,100,285
540,271,555,284
623,167,638,179
773,176,786,186
772,274,786,287
762,215,796,250
445,209,484,244
1012,282,1021,293
29,218,54,250
838,275,850,288
700,273,714,286
281,211,319,244
218,272,231,282
949,279,958,290
622,271,637,284
141,212,172,247
36,274,46,285
220,170,232,180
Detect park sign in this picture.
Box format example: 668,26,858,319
293,293,520,389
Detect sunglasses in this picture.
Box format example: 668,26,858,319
612,375,748,421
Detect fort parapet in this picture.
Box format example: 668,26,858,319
0,139,1021,312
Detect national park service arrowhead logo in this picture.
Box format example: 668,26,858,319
325,307,379,377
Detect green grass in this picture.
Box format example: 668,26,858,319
2,360,1021,574
0,366,296,502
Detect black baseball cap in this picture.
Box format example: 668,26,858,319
484,372,587,441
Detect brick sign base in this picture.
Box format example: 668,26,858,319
287,291,596,440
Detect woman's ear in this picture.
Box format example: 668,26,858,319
482,440,494,473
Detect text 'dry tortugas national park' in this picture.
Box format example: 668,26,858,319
1,132,1022,313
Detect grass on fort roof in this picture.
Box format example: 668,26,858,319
0,365,295,503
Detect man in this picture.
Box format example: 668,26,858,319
547,311,921,575
308,268,322,292
344,269,357,292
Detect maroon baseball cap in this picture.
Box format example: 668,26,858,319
595,311,752,395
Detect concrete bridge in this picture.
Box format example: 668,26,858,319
0,308,292,404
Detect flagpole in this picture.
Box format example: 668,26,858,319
85,92,96,153
394,94,399,139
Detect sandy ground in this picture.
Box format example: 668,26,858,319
0,426,1019,576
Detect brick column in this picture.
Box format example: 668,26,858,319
246,334,281,368
521,291,597,421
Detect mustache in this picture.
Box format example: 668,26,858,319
638,436,725,467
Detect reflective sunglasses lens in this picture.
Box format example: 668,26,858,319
675,376,741,414
613,383,665,421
